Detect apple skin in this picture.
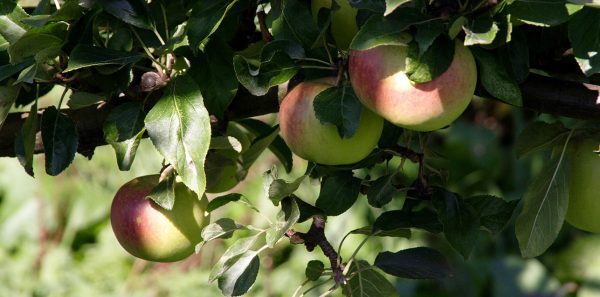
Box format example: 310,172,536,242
279,79,383,165
565,138,600,232
110,175,210,262
311,0,358,49
349,41,477,132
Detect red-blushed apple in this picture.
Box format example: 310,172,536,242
311,0,358,49
565,137,600,232
110,175,210,262
279,78,383,165
349,41,477,132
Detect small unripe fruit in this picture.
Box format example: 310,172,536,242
279,78,383,165
110,175,209,262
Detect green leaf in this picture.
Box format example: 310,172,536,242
350,226,411,238
146,170,176,210
207,193,243,212
41,106,78,176
385,0,411,16
499,28,529,83
568,8,600,76
97,0,154,29
0,60,32,82
103,102,145,171
233,43,299,96
472,48,523,106
374,247,452,279
466,195,518,234
200,218,247,244
414,20,444,55
367,174,397,208
217,251,260,296
240,125,279,171
8,32,62,63
433,189,480,258
64,44,143,72
449,16,467,39
508,0,582,27
349,10,421,51
515,121,569,158
405,35,455,83
0,84,18,130
313,83,363,139
268,176,305,205
343,260,400,297
237,118,293,173
14,100,38,176
305,260,325,281
374,209,443,233
567,0,600,7
463,17,499,46
0,4,28,43
145,74,211,197
315,171,361,216
187,0,238,51
296,196,325,223
271,0,320,49
209,235,261,282
266,197,300,247
516,143,571,258
188,37,238,119
67,91,105,109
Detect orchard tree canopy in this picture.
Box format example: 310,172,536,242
0,0,599,296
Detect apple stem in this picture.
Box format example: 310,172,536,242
335,59,345,87
286,216,346,286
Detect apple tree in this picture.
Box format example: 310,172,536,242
0,0,599,296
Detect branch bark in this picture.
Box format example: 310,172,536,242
0,73,598,158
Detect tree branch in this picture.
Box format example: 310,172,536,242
0,73,598,158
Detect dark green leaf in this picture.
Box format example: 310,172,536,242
315,172,361,216
0,84,18,130
375,247,452,279
146,170,176,210
103,102,145,171
240,125,279,171
414,20,444,55
508,0,582,27
433,189,480,258
209,235,261,282
269,176,305,205
516,147,571,258
266,197,300,247
499,28,529,83
350,226,411,238
201,218,247,243
64,44,143,72
237,118,293,173
97,0,154,29
271,0,320,49
233,46,298,96
41,106,78,176
568,8,600,76
217,251,260,296
8,32,62,63
515,121,569,158
187,0,238,51
305,260,325,281
466,195,518,234
405,36,454,83
207,193,243,212
295,196,324,223
385,0,411,15
313,83,362,139
0,60,32,82
14,100,38,176
344,260,399,297
349,9,422,50
463,17,499,46
188,37,238,119
367,174,397,208
472,47,523,106
67,91,105,109
374,209,443,233
145,74,211,197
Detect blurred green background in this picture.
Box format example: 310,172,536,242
1,96,599,297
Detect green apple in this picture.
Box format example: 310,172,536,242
349,40,477,132
110,175,210,262
311,0,358,49
279,78,383,165
565,137,600,232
